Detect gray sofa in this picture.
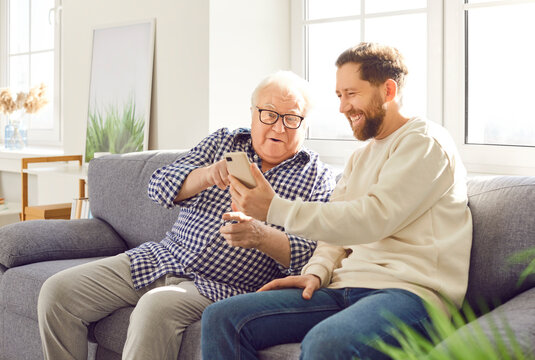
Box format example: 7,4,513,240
0,150,534,359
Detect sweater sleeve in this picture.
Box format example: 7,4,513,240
300,241,347,287
267,132,454,246
275,161,338,275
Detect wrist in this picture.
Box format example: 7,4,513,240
254,226,291,268
254,223,271,252
198,166,213,188
309,274,321,286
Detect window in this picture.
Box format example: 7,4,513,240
293,0,535,175
444,0,535,174
0,0,62,146
465,1,535,147
291,0,442,165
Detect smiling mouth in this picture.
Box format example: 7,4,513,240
348,112,363,126
269,138,283,142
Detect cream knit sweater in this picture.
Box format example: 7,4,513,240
268,117,473,312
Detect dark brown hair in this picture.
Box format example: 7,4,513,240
336,42,408,91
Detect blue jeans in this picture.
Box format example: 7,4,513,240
201,287,430,360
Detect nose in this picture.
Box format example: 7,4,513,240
339,97,351,114
271,117,286,133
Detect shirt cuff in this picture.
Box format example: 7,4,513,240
267,195,294,228
174,165,204,207
150,164,199,209
276,233,316,276
301,263,331,288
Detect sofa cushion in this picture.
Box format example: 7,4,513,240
433,287,535,356
88,151,187,249
1,309,43,360
465,176,535,310
0,257,105,320
0,219,126,268
96,346,120,360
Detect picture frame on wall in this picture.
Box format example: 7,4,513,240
85,19,155,162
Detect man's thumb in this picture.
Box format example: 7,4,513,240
250,163,264,180
302,285,314,300
231,201,239,212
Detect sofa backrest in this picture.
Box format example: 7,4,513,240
465,176,535,310
89,153,534,309
88,151,188,249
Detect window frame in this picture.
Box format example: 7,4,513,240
291,0,443,168
0,0,62,146
292,0,535,175
444,0,535,175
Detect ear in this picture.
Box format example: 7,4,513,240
250,107,256,126
384,79,398,102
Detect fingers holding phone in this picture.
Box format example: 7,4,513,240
224,152,257,188
204,152,256,191
225,155,275,222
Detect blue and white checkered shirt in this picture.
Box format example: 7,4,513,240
126,128,336,302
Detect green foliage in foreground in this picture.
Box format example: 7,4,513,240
372,250,535,360
85,99,145,161
507,247,535,288
371,301,532,360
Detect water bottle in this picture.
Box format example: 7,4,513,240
4,123,15,150
17,122,28,149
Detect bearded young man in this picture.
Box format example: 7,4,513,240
200,42,473,360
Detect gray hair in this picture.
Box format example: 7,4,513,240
250,70,313,116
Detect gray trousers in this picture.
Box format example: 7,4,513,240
37,254,213,360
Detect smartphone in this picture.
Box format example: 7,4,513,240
224,152,257,188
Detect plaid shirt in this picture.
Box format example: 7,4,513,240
126,128,336,302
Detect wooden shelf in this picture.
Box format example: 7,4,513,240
22,163,88,180
21,155,85,221
25,203,71,220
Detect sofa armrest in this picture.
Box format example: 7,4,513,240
0,219,127,268
433,287,535,357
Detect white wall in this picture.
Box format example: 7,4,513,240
0,0,291,221
62,0,291,155
208,0,290,132
62,0,211,155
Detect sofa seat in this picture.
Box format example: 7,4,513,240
0,258,104,359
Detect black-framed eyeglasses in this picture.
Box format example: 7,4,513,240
256,106,304,129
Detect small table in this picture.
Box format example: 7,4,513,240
21,155,86,221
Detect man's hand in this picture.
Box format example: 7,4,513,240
204,159,230,190
228,163,275,221
220,211,266,249
220,208,291,267
257,274,321,300
175,159,229,202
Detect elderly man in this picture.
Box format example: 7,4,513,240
37,71,336,360
201,43,472,360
